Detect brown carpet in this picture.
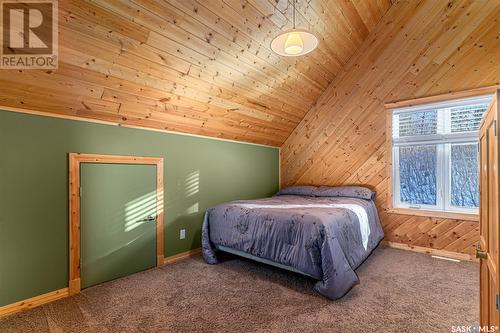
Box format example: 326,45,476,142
0,245,478,333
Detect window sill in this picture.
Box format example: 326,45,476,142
387,208,479,221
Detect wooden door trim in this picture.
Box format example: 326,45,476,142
68,153,164,296
478,90,500,327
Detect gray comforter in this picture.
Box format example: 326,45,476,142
202,194,384,300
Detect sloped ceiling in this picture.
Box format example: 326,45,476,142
281,0,500,256
0,0,392,146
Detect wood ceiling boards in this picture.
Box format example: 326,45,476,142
0,0,392,146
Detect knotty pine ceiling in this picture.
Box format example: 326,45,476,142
0,0,392,146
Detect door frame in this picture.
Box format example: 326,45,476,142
68,153,164,295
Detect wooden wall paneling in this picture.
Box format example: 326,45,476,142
283,1,447,177
280,0,500,256
281,1,450,171
445,227,480,254
433,222,478,249
282,0,496,171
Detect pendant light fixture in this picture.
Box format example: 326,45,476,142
270,0,318,57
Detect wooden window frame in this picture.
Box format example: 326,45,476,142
68,153,164,295
384,86,500,222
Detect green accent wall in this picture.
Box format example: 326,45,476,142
0,110,279,306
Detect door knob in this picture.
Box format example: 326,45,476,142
476,247,488,260
137,215,156,223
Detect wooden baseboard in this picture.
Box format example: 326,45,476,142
0,249,200,319
164,248,202,265
0,288,69,318
382,241,478,262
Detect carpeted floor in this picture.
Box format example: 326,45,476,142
0,245,478,333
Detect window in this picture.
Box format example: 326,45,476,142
391,95,492,215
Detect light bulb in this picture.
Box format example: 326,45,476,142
284,32,303,55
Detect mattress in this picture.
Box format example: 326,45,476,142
202,194,384,299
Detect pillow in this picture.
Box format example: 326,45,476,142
313,186,375,200
275,185,317,197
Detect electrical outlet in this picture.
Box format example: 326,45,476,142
179,229,186,240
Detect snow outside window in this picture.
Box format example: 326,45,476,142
391,95,492,214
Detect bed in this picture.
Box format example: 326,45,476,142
201,186,384,300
